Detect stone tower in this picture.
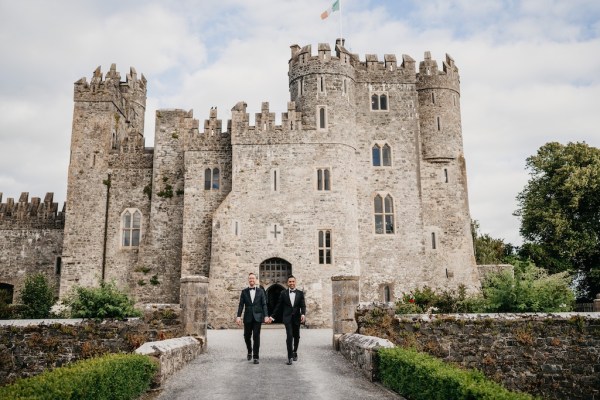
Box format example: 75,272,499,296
60,65,150,297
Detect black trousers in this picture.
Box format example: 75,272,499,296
284,322,300,358
243,319,262,358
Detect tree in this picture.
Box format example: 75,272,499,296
19,273,55,318
471,220,515,264
514,142,600,300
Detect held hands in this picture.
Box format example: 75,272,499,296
301,315,305,324
263,317,270,324
236,316,241,326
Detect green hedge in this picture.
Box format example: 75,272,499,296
0,353,157,400
378,347,537,400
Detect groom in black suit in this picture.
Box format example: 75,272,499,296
270,275,306,365
236,272,269,364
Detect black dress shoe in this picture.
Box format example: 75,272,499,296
286,358,293,365
253,359,259,364
247,354,252,360
293,352,298,361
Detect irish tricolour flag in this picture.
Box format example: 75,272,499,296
321,0,340,19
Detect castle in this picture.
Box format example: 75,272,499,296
0,39,480,327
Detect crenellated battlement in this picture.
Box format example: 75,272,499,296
0,192,65,229
73,64,147,107
289,39,420,74
229,101,303,134
416,51,460,91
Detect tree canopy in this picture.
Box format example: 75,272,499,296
515,142,600,300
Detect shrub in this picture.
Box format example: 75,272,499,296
379,347,537,400
396,285,485,314
0,353,157,400
19,273,55,319
482,260,574,312
67,281,141,320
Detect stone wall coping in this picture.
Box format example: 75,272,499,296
331,275,360,281
135,336,200,356
340,333,395,349
180,276,209,283
393,312,600,321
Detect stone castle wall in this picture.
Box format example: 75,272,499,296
0,193,64,300
356,306,600,400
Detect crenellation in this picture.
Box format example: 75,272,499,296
0,192,64,229
318,43,331,61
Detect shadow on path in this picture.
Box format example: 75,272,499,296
156,328,403,400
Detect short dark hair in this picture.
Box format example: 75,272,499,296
248,272,256,277
287,275,295,280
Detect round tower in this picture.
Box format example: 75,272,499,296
416,52,462,160
288,39,357,146
416,52,479,291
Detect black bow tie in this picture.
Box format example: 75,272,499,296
289,290,296,293
249,287,255,291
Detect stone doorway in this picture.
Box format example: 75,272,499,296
259,257,291,323
0,283,14,304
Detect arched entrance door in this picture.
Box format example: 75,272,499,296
259,257,292,321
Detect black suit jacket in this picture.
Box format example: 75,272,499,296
272,289,306,325
237,287,268,323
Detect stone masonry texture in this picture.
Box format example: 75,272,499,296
1,39,480,328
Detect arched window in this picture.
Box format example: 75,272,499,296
204,168,220,191
122,209,142,247
380,94,388,110
212,168,220,190
371,93,389,111
382,144,392,166
373,143,392,167
374,194,394,234
372,144,381,166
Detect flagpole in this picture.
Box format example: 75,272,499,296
339,0,343,43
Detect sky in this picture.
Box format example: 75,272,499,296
1,0,599,245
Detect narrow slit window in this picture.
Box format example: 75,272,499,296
384,285,391,302
343,79,347,95
320,76,325,92
319,107,326,129
204,168,211,190
317,169,323,190
273,170,278,191
444,168,448,183
212,168,220,190
437,116,441,131
432,232,437,249
432,92,435,104
324,169,330,190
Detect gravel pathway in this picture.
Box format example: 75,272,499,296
156,328,403,400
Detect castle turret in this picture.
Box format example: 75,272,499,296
60,65,148,298
416,52,479,289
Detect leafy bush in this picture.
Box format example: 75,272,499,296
68,281,141,320
0,353,157,400
395,261,574,314
482,260,574,312
396,285,484,314
379,347,537,400
19,273,55,318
